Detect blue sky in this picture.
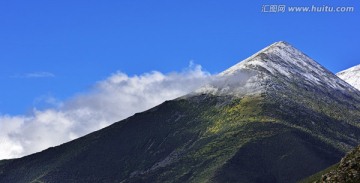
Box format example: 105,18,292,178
0,0,359,115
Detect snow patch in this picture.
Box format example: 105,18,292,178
337,64,360,91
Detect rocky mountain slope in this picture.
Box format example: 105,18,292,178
319,146,360,183
301,145,360,183
337,64,360,91
1,41,360,183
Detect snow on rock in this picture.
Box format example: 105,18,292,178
337,64,360,91
194,41,358,97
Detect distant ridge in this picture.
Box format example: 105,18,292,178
337,64,360,91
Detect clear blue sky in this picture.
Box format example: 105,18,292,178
0,0,359,115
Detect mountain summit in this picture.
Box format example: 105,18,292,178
195,41,357,97
223,41,346,88
1,42,360,183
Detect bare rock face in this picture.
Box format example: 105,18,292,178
316,146,360,183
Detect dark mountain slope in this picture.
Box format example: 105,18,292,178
214,130,342,183
1,41,360,183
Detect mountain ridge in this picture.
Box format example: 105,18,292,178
1,41,360,183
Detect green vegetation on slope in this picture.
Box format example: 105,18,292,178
299,163,338,183
2,75,360,183
0,93,351,183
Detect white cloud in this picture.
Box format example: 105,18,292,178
25,72,55,78
11,72,55,78
0,63,212,160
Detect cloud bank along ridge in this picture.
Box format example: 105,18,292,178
0,63,212,160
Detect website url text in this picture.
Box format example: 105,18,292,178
261,5,355,13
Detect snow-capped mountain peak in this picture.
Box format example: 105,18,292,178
221,41,328,83
193,41,358,97
337,64,360,91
